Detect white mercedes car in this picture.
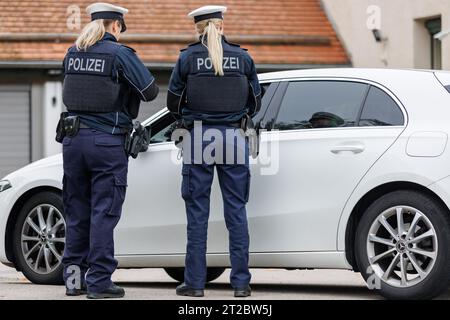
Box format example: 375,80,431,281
1,68,450,300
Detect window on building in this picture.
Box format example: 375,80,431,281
425,18,442,70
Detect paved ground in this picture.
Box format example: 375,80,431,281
0,264,449,300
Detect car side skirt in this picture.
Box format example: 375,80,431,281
116,251,352,269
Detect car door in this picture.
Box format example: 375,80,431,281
114,112,185,255
115,82,279,256
245,80,406,253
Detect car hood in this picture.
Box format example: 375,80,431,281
2,154,63,181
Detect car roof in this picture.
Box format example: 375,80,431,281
258,68,437,82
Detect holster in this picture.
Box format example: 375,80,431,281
56,114,81,143
241,114,260,159
172,119,193,149
124,121,151,159
55,112,69,143
64,116,81,138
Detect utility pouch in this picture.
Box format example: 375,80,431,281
64,116,81,138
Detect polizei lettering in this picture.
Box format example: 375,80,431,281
67,57,106,73
197,56,240,71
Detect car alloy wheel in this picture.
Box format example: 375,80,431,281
366,206,437,288
20,204,66,275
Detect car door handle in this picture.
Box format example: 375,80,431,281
331,144,365,154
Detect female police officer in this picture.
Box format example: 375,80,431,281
167,5,261,298
61,3,158,299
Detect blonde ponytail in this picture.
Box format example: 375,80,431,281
75,19,112,51
197,19,224,76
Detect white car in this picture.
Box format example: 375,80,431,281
1,68,450,300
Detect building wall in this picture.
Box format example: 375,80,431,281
42,82,63,157
322,0,450,69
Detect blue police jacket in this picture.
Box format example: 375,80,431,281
63,32,159,134
167,36,261,124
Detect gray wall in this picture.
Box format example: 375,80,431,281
322,0,450,69
0,85,31,179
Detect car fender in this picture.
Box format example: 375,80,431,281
0,177,62,264
336,172,436,251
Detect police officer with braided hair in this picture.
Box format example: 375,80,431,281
61,2,158,299
167,5,261,298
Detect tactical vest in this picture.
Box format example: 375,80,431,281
185,43,250,113
62,41,128,113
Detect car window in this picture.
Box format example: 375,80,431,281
252,82,278,124
150,122,178,144
359,86,404,126
149,114,177,144
261,83,270,97
274,81,368,131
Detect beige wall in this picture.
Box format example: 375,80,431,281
321,0,450,69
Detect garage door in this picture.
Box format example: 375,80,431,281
0,86,31,179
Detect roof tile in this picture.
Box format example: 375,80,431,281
0,0,349,65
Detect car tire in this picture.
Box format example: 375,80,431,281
164,267,226,283
12,191,66,285
355,190,450,300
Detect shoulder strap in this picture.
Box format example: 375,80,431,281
181,41,201,52
188,41,201,47
121,44,136,53
225,40,241,48
224,38,248,51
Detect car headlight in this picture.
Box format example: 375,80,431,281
0,180,12,193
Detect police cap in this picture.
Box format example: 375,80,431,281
87,2,129,32
188,5,227,23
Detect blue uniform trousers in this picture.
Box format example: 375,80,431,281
62,129,128,293
182,124,252,289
